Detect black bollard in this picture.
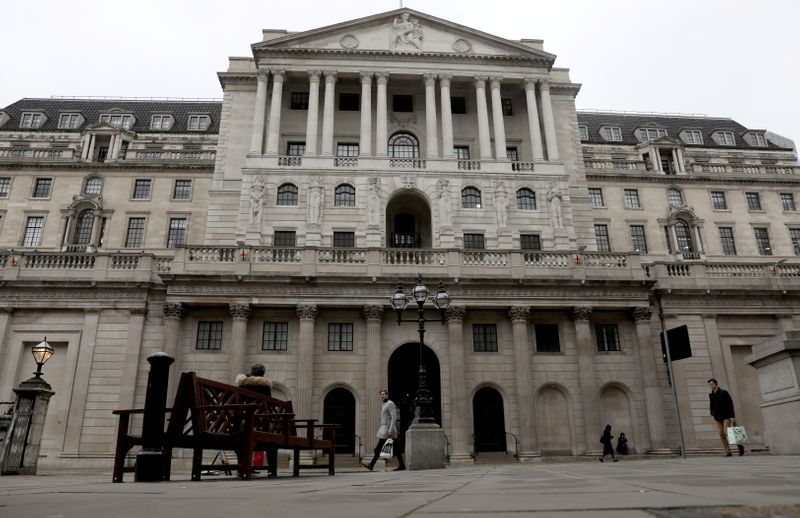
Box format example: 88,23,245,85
134,352,174,482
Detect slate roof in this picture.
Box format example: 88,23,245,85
576,111,791,151
0,98,222,134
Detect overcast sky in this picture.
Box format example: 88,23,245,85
2,0,798,143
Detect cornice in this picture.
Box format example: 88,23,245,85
0,160,215,172
550,82,582,97
585,171,800,186
217,72,258,88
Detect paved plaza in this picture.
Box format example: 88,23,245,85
1,455,799,517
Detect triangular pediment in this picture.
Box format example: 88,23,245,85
254,8,555,63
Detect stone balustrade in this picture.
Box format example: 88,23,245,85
692,163,797,175
253,155,560,174
650,261,800,289
0,148,74,160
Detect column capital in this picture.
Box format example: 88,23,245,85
422,73,437,86
523,76,538,90
270,68,286,81
474,75,488,86
229,303,251,322
359,71,374,84
257,67,270,79
538,77,551,91
323,70,338,83
508,306,530,323
162,303,184,319
362,305,385,322
489,76,503,89
438,74,452,86
446,305,466,322
374,71,390,84
297,304,318,321
572,306,593,322
307,69,322,82
632,307,653,322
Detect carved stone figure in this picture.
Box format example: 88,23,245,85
367,177,381,228
437,179,451,228
249,176,267,224
547,182,564,229
307,177,324,225
494,182,509,228
391,13,422,49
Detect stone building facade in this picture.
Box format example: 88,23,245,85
0,9,797,470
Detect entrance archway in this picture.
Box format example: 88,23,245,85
388,342,442,447
385,191,431,248
323,388,356,454
473,387,506,452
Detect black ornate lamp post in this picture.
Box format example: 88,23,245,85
31,338,55,379
390,275,450,424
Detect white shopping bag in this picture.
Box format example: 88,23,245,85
379,438,394,460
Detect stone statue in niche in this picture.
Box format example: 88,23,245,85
367,177,382,228
547,182,564,229
437,179,451,228
307,177,324,225
391,13,423,49
249,176,267,225
494,181,509,228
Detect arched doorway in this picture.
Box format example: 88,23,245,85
385,192,432,248
472,387,506,452
599,385,633,446
388,342,442,450
323,388,356,454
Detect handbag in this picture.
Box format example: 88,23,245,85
379,438,394,460
726,424,749,445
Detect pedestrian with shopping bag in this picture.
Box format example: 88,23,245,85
363,389,406,471
708,378,745,457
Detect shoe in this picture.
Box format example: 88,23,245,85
393,466,406,471
361,462,373,471
599,457,604,462
737,445,745,456
725,452,733,457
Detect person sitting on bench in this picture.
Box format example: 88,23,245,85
236,363,273,397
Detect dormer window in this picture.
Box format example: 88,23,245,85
579,125,589,140
58,113,81,129
600,126,622,141
750,132,767,147
150,114,173,130
638,128,667,141
187,115,211,131
716,131,735,146
100,114,133,129
20,112,45,129
0,111,9,128
683,130,703,145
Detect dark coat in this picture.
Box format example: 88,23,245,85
236,374,273,397
709,387,735,422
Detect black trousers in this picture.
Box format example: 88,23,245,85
369,438,405,468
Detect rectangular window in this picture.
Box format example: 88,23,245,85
451,96,466,114
290,92,309,110
338,93,359,111
333,231,355,248
684,130,703,144
752,133,767,147
262,322,289,351
535,324,560,353
22,216,44,247
473,324,498,352
668,189,684,206
623,189,640,209
505,147,519,161
718,131,736,146
393,95,413,112
173,179,192,200
150,114,172,130
32,178,52,198
274,230,296,247
595,224,611,252
58,113,80,129
630,225,648,253
454,146,470,160
125,217,146,248
463,233,485,250
328,323,354,351
286,142,306,156
21,112,43,128
520,234,542,251
187,115,210,131
501,98,513,116
780,193,796,211
588,188,604,207
711,191,728,210
196,321,223,350
746,192,762,211
641,128,667,140
596,324,620,351
166,218,187,248
719,227,737,255
0,177,10,198
790,228,800,256
133,179,152,199
601,127,622,141
754,227,772,255
336,143,359,157
579,125,589,140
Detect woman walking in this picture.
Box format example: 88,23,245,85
599,424,618,462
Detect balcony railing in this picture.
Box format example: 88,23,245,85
262,155,558,174
0,148,74,160
692,164,797,175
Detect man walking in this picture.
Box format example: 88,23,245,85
363,389,406,471
708,378,744,457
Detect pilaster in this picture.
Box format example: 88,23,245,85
573,306,599,453
228,304,251,383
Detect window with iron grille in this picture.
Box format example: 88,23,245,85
717,131,736,146
501,98,512,116
286,142,306,156
0,177,10,198
22,216,44,247
196,321,223,350
166,218,187,248
517,188,536,210
73,209,94,245
32,178,52,198
520,234,541,251
463,233,485,250
84,176,102,196
596,324,620,351
334,184,355,206
133,179,151,199
506,147,518,161
710,191,727,210
629,225,648,253
328,323,354,351
173,179,192,200
290,92,309,110
780,193,796,211
623,189,640,208
588,188,604,207
790,228,800,256
392,95,413,112
277,183,298,205
579,125,588,140
535,324,560,352
336,143,359,157
451,96,466,114
595,224,611,252
719,227,737,255
273,231,296,247
746,192,762,211
333,231,355,248
339,93,359,111
454,146,470,160
667,188,683,206
461,187,481,208
754,227,772,255
262,322,289,351
473,324,498,352
125,217,146,248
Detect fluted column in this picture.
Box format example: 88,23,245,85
250,67,269,154
509,306,538,459
573,306,600,453
633,307,666,451
265,68,286,155
375,72,389,157
321,71,337,156
446,306,471,463
423,73,439,159
359,72,373,156
439,74,454,158
228,304,251,383
538,79,559,161
489,76,507,161
363,305,384,448
304,70,321,156
162,303,184,398
474,76,492,159
296,305,318,425
523,77,544,160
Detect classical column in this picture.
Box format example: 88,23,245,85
423,73,439,159
446,306,471,464
87,135,96,162
62,309,101,453
162,303,184,398
265,68,286,156
474,76,492,159
509,306,538,459
375,72,389,157
296,305,318,424
250,67,269,154
671,149,679,174
489,76,507,161
320,71,337,157
538,79,559,161
363,305,384,447
107,135,117,159
649,148,660,172
523,77,544,160
358,71,373,157
633,307,666,451
304,70,321,156
228,304,251,383
439,74,454,159
675,147,685,172
573,306,600,453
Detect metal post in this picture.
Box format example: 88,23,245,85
414,300,434,423
655,291,687,459
134,352,175,482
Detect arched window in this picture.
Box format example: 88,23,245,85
516,188,536,210
461,187,482,208
84,176,103,196
73,209,95,245
388,133,420,158
277,183,298,205
667,188,684,206
674,219,693,252
334,184,355,207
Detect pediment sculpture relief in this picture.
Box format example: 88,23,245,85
391,13,423,50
